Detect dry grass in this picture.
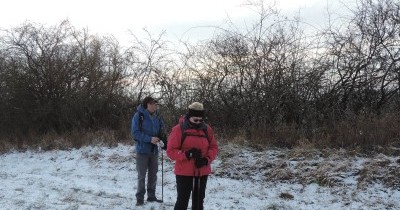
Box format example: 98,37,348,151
107,152,135,164
0,129,132,153
279,192,294,200
231,112,400,153
269,167,294,181
308,162,349,187
0,137,14,154
357,154,400,189
2,113,399,154
215,142,400,189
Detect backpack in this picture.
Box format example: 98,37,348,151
135,112,167,149
179,121,210,149
138,112,145,132
138,111,164,130
133,112,145,142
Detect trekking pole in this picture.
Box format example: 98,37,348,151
158,141,164,203
192,164,196,209
197,169,201,210
161,148,164,202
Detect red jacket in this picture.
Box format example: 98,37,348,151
166,117,218,176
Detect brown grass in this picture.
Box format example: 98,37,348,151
215,143,399,189
0,129,132,153
1,112,399,155
357,154,400,189
279,192,294,200
231,112,400,154
0,137,14,154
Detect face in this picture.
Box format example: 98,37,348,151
189,117,203,124
146,102,158,113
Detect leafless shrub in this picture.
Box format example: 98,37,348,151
1,0,399,154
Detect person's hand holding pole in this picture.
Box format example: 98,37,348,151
151,137,160,145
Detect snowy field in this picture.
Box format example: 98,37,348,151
1,143,399,210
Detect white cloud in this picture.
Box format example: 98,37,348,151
0,0,355,45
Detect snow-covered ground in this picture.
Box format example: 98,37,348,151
1,143,399,210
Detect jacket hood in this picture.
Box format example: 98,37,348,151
136,104,146,113
137,104,160,117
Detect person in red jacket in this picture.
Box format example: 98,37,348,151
167,102,218,210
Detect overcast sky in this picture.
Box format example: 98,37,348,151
0,0,353,45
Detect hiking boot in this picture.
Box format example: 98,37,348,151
147,197,163,203
136,199,144,206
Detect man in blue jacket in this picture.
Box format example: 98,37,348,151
131,96,166,206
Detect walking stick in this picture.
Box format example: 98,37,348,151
197,169,201,210
192,167,196,207
158,141,164,203
192,166,201,210
161,148,164,202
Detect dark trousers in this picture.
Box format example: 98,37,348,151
174,175,208,210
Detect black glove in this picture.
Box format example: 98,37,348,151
195,157,208,168
185,148,201,159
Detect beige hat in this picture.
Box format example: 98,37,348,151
188,102,204,110
188,102,205,117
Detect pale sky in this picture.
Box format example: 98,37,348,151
0,0,352,45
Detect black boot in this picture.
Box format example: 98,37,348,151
136,199,144,206
147,197,163,203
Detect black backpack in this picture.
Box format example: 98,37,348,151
179,122,210,149
136,112,165,141
138,112,145,132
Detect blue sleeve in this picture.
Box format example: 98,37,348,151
131,113,151,143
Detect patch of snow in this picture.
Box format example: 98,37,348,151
0,144,399,209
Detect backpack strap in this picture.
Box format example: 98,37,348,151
179,122,186,149
138,112,144,131
134,112,145,142
179,122,210,150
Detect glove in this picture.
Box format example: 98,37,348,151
157,140,165,150
158,133,168,150
185,148,201,159
195,157,208,168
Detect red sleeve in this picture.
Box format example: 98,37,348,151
166,125,187,161
205,126,218,162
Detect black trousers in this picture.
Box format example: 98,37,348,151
174,175,208,210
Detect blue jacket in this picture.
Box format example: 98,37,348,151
131,105,164,155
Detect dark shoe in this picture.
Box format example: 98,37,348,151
147,197,163,203
136,199,144,206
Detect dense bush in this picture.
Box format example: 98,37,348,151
0,0,399,152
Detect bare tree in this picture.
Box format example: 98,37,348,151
321,0,400,117
179,1,317,144
0,20,130,138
